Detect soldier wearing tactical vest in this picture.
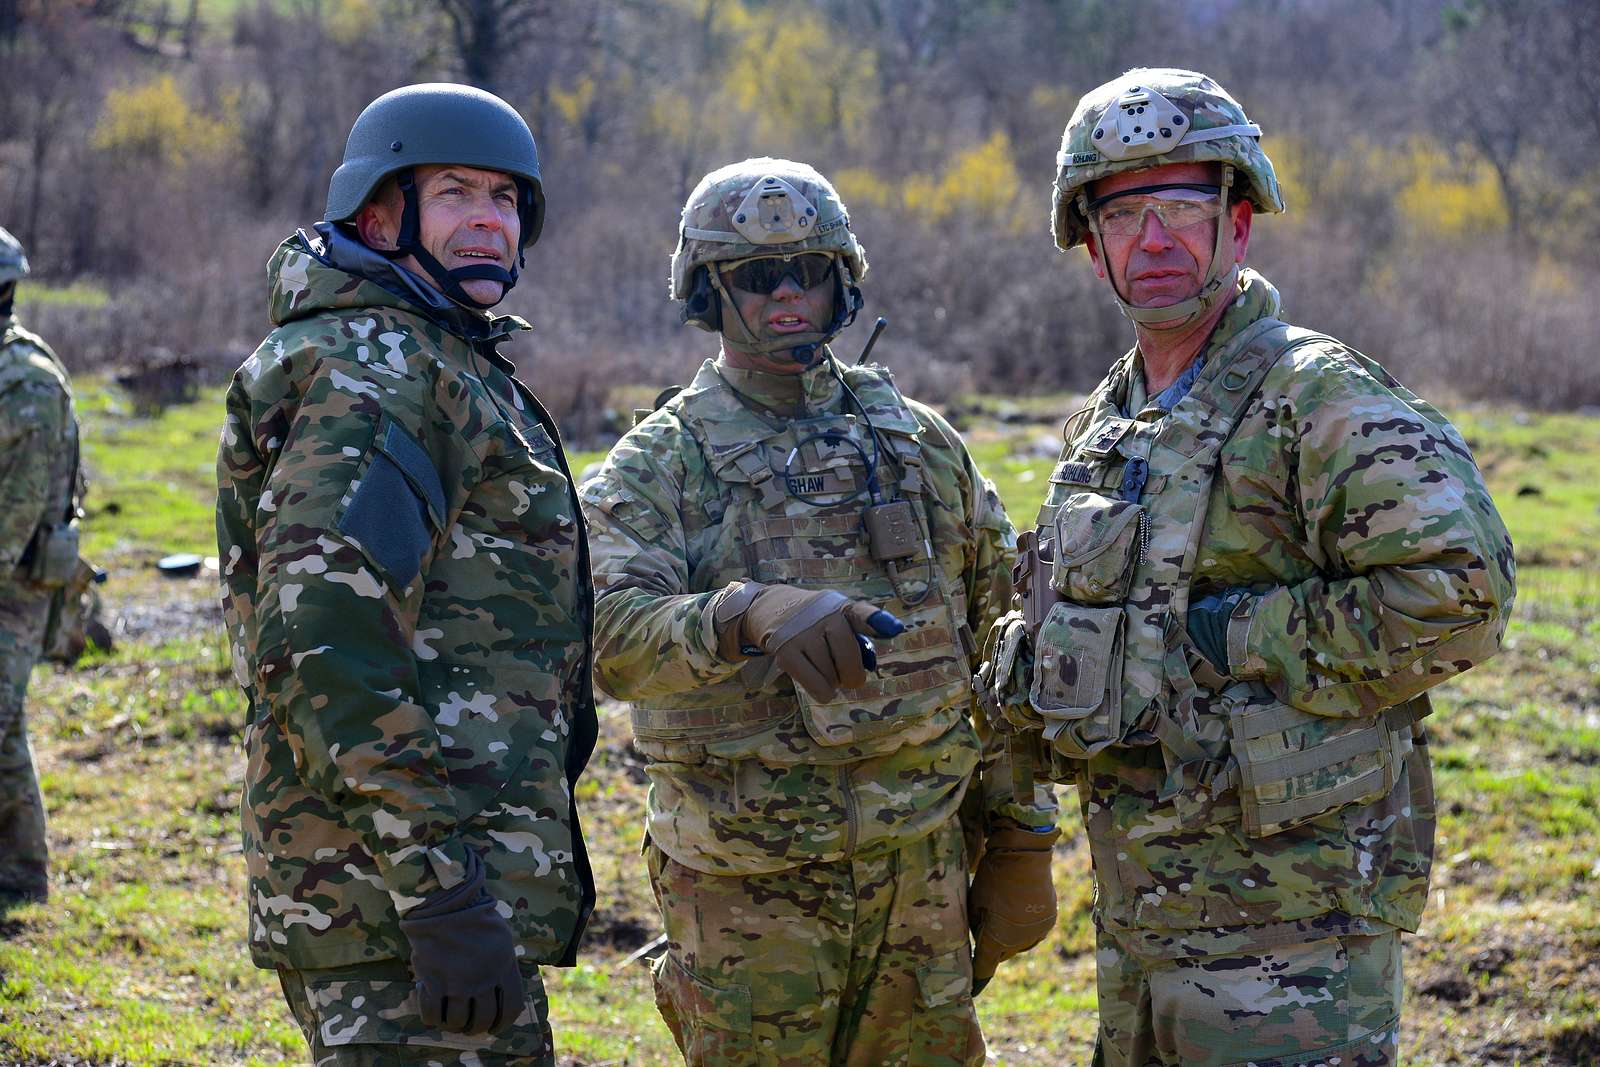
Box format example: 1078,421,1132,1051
216,84,597,1063
0,226,84,904
977,70,1515,1064
580,159,1060,1064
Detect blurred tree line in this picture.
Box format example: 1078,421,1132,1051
1,0,1597,424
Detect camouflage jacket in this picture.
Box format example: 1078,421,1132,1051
0,317,79,583
581,356,1055,876
216,229,597,971
1033,270,1514,955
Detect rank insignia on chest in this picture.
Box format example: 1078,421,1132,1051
1083,417,1134,457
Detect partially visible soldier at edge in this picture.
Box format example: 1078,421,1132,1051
0,225,84,905
580,158,1060,1066
977,69,1515,1065
215,84,597,1064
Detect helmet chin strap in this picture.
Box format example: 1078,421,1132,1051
1095,165,1239,333
709,266,860,367
378,168,524,311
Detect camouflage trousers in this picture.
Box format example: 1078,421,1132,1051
277,962,555,1066
647,815,985,1067
0,583,50,899
1092,923,1402,1067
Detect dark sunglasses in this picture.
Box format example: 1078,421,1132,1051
724,253,836,295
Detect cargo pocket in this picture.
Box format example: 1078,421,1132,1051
912,949,983,1065
1029,603,1126,759
1226,693,1406,838
1051,492,1144,605
301,972,551,1054
337,414,445,590
651,953,755,1066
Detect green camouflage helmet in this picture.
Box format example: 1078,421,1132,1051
0,226,30,286
670,157,867,301
325,82,545,248
1051,68,1283,252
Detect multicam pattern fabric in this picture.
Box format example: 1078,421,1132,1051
0,318,79,897
216,230,597,975
581,355,1053,877
669,158,868,300
647,815,984,1067
1093,923,1402,1066
278,964,554,1066
1014,270,1513,951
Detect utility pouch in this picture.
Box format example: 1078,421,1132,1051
1223,687,1423,838
1013,530,1062,638
1051,492,1143,605
28,522,80,588
864,500,923,562
1028,603,1126,759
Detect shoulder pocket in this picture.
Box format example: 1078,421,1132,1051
337,415,445,588
580,480,669,544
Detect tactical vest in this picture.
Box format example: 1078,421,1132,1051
1,322,82,586
1029,319,1428,836
629,365,976,764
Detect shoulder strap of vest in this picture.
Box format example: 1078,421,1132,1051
1165,319,1334,621
673,372,789,508
840,363,930,497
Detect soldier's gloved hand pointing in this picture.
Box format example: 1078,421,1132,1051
712,580,903,702
398,849,525,1035
969,820,1060,996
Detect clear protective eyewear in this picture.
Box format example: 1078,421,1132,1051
1086,183,1224,236
722,252,836,295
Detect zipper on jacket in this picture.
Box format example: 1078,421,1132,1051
838,763,858,858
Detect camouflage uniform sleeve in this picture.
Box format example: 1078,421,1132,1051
916,403,1058,828
580,414,744,701
1229,349,1516,715
0,373,65,571
223,346,473,911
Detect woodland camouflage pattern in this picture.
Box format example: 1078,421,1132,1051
216,231,597,976
995,268,1513,972
582,356,1053,877
0,316,78,897
278,965,555,1064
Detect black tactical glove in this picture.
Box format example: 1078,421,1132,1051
399,849,525,1035
1186,589,1252,673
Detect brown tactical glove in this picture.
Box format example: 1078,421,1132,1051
711,580,900,702
969,820,1061,995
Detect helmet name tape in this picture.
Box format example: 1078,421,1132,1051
1092,86,1187,162
731,176,819,245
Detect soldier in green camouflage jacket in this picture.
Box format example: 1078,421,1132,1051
581,159,1059,1066
216,85,596,1065
978,70,1515,1065
0,225,82,903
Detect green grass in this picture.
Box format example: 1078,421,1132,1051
18,281,112,310
2,386,1597,1064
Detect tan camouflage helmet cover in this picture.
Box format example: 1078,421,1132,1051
670,157,868,300
0,226,30,286
1051,68,1284,252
